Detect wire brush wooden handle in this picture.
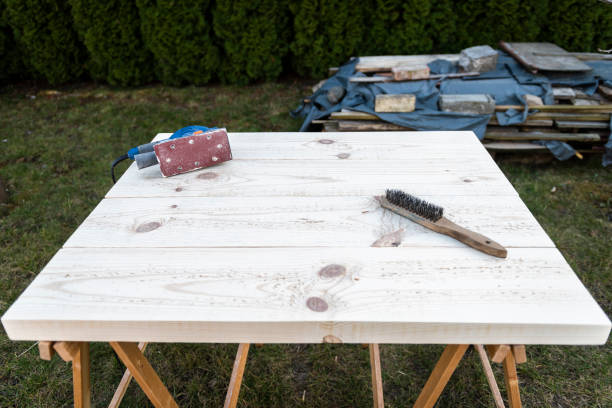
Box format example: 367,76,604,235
377,196,507,258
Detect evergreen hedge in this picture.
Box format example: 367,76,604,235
69,0,154,86
0,0,610,85
4,0,85,84
290,0,370,78
213,0,291,84
136,0,219,85
0,1,24,81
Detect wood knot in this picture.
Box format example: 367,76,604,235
135,221,161,233
197,172,218,180
318,264,346,278
322,335,342,344
170,204,178,208
463,178,474,183
175,187,183,192
306,297,328,312
336,153,350,159
318,139,334,144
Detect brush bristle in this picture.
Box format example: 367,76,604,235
385,189,443,222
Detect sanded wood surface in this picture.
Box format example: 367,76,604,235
2,132,610,345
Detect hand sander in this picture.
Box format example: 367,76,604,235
111,126,232,182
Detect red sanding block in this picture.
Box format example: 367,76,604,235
153,128,232,177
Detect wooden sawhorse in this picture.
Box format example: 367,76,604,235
38,341,526,408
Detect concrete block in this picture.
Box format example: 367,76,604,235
375,94,416,113
458,45,498,73
439,94,495,114
392,65,430,81
523,94,543,107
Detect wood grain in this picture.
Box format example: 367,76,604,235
1,131,609,347
3,247,609,344
63,195,551,249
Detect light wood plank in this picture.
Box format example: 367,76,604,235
110,342,178,408
503,349,522,408
475,344,505,408
485,132,600,142
369,344,384,408
224,343,250,408
64,195,551,249
108,342,148,408
108,159,514,198
413,344,469,408
329,54,460,74
3,247,609,344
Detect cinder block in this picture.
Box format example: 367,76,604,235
392,65,430,81
375,94,416,113
439,94,495,114
458,45,498,73
523,94,543,106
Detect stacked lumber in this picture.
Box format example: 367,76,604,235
315,52,612,158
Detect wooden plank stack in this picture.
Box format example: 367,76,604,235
316,52,612,158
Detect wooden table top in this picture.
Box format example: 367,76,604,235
2,132,610,344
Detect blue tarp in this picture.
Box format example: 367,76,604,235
292,51,612,166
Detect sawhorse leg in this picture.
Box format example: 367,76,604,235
109,342,178,408
369,344,384,408
50,341,91,408
413,344,469,408
413,344,525,408
108,342,148,408
224,343,250,408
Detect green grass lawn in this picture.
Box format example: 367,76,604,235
0,82,610,407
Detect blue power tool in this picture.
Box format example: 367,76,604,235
111,125,216,182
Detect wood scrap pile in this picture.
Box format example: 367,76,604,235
308,43,612,159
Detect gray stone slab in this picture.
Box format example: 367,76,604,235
439,94,496,114
458,45,498,73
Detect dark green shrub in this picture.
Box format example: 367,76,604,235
213,0,291,84
542,0,611,52
364,0,455,55
136,0,219,85
0,1,26,81
290,0,371,78
4,0,85,84
69,0,154,86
